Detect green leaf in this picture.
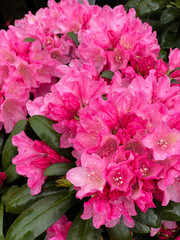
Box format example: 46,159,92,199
133,207,161,228
29,115,60,152
107,219,132,240
158,22,180,49
0,130,4,155
1,185,19,206
77,0,95,5
101,70,114,80
160,7,180,24
175,0,180,7
5,164,20,184
169,66,180,75
171,79,180,84
29,115,72,159
2,119,28,171
24,38,36,42
133,233,156,240
5,190,75,240
145,0,168,12
159,49,168,62
125,0,141,10
5,182,64,214
67,210,101,240
130,220,150,234
125,0,168,16
44,162,74,177
87,0,96,4
67,32,80,45
155,201,180,221
136,0,153,15
0,201,4,240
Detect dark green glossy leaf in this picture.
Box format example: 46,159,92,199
24,38,36,42
130,220,150,234
5,182,64,214
67,210,101,240
133,207,161,228
1,185,19,206
0,130,4,155
44,162,74,176
77,0,95,4
144,0,168,12
107,219,132,240
171,79,180,84
160,7,180,24
2,119,28,171
126,0,168,16
67,32,79,45
175,0,180,7
87,0,96,4
156,201,180,221
68,185,76,194
125,0,141,10
102,95,108,101
29,115,73,160
0,201,4,239
29,115,60,152
5,164,19,184
101,70,114,80
160,23,180,49
6,190,75,240
159,49,168,62
133,233,157,240
136,0,153,15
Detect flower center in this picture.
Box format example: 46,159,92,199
87,171,102,184
157,139,168,149
114,55,121,63
140,165,148,177
112,172,123,186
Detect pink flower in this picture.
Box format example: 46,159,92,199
142,123,180,161
0,172,6,188
81,193,119,229
12,131,71,195
106,162,134,192
0,98,27,133
107,45,130,72
66,152,106,199
46,215,72,240
151,220,178,239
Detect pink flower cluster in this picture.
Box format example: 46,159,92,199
8,0,180,233
0,0,162,133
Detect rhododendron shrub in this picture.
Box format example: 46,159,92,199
0,0,180,239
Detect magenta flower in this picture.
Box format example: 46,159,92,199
46,215,72,240
106,162,134,192
66,153,106,199
12,131,71,195
0,172,6,188
142,123,180,161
